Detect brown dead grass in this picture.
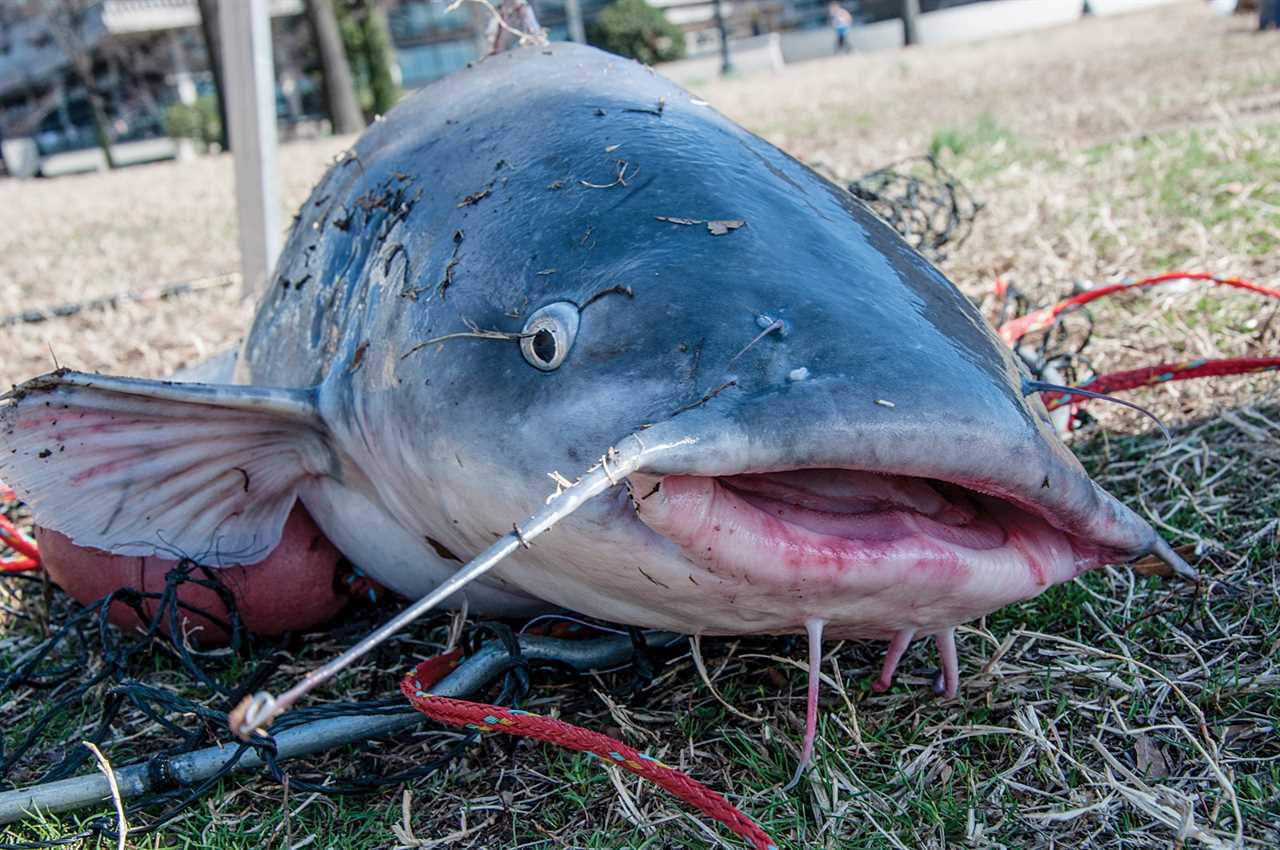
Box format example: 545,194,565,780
0,135,349,388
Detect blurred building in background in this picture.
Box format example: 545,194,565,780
0,0,312,175
0,0,1174,176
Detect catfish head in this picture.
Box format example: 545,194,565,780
306,45,1195,649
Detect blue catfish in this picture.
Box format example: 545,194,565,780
0,44,1192,772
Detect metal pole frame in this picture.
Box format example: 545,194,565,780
219,0,282,298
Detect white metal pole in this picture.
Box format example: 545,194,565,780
219,0,281,298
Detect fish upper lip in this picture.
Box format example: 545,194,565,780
625,378,1163,562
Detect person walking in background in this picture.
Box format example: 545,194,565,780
829,1,853,53
1262,0,1279,30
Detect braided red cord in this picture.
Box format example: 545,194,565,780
1041,357,1280,410
0,482,40,573
401,659,778,850
998,272,1280,345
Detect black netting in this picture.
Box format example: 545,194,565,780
0,557,521,847
847,154,982,263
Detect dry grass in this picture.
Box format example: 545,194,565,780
0,135,349,388
2,2,1279,848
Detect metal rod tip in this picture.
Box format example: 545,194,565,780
229,691,279,741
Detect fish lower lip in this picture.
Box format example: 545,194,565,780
629,468,1115,635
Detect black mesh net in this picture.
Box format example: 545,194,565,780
846,154,983,263
0,556,514,848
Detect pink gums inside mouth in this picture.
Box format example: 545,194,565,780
722,471,1009,551
631,468,1119,636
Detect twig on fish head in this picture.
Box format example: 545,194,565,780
580,160,636,190
400,319,533,360
446,0,547,52
229,431,697,739
601,446,626,484
545,470,574,502
725,318,785,371
672,379,738,417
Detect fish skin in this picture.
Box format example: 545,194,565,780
2,43,1179,638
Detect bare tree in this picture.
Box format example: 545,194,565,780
304,0,364,134
196,0,230,150
42,0,115,168
901,0,920,45
358,0,399,116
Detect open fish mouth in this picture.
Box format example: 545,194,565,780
627,467,1130,639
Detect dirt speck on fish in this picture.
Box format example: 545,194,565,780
707,220,745,236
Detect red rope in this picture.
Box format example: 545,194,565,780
998,272,1280,345
401,659,779,850
994,271,1280,414
1041,357,1280,410
0,481,40,573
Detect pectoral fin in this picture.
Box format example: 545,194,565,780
0,370,334,566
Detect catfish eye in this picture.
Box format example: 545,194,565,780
520,301,579,371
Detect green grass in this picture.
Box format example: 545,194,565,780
1224,70,1280,99
929,113,1015,158
5,380,1279,850
928,114,1033,179
1080,123,1280,267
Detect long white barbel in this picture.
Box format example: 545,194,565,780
230,432,694,738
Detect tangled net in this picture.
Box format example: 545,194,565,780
846,155,983,263
994,273,1280,430
0,552,543,848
